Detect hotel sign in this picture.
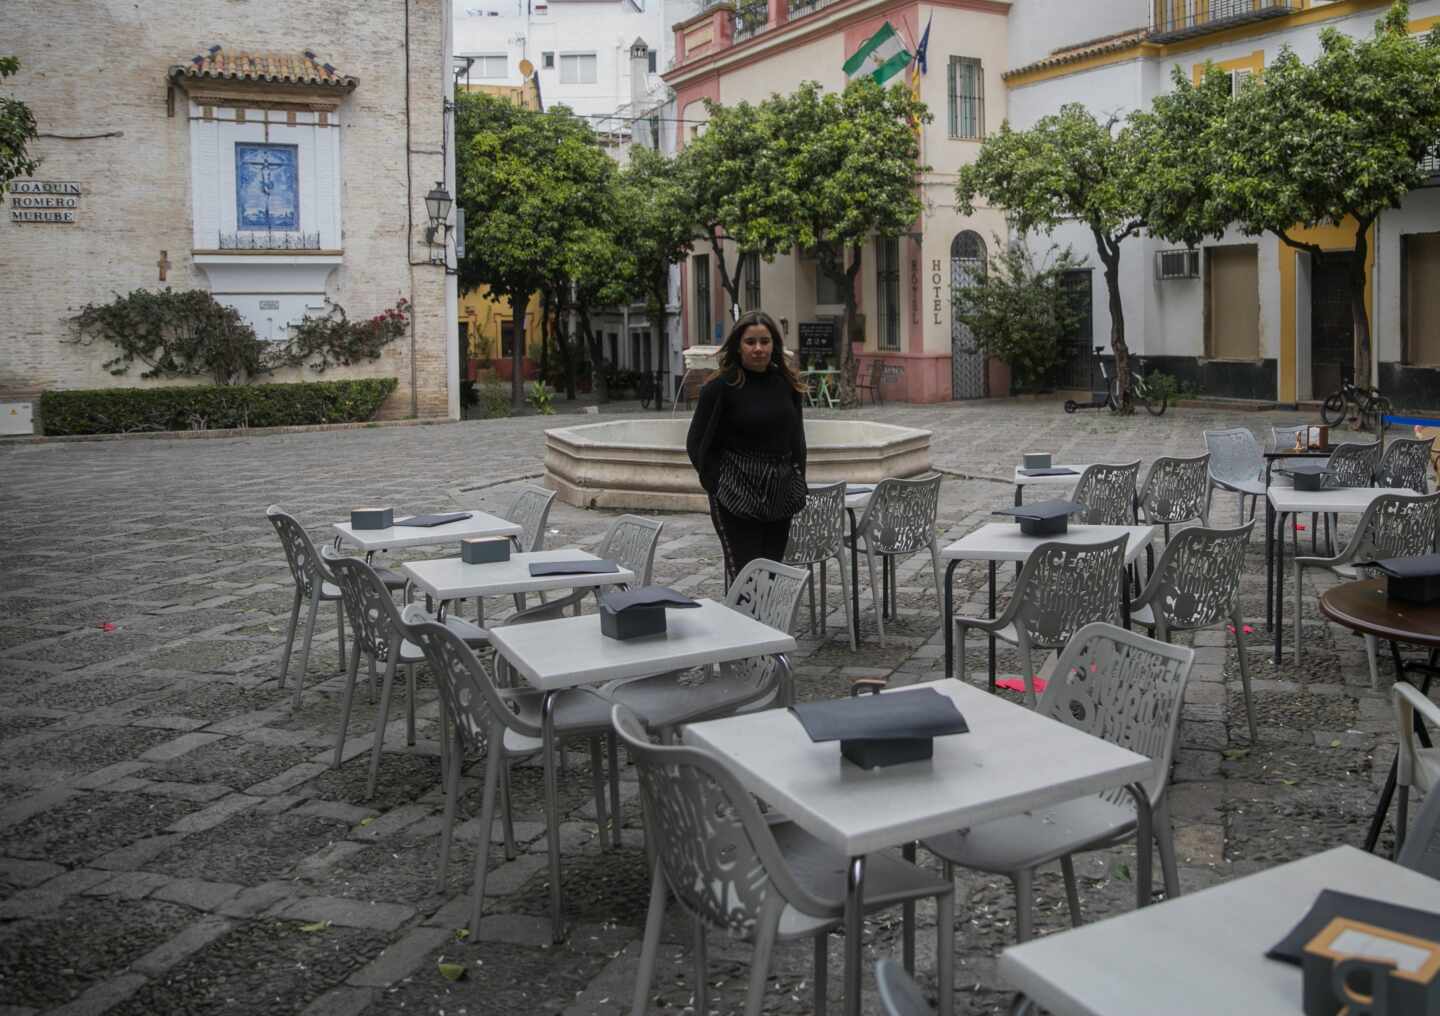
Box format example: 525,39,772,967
9,181,82,223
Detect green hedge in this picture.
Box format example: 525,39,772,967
40,378,399,436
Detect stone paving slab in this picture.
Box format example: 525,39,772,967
2,402,1431,1014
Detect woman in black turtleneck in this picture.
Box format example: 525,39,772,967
686,310,808,589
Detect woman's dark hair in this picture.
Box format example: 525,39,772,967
711,310,808,394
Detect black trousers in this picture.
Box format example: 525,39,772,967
709,498,791,590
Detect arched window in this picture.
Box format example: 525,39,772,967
950,230,987,271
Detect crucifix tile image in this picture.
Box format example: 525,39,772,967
157,250,171,282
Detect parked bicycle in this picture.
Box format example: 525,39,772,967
1064,347,1167,416
636,369,666,411
1320,379,1391,434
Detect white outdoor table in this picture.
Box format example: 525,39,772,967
486,598,797,943
1264,486,1412,664
331,509,521,556
1000,845,1440,1016
1011,464,1088,506
684,679,1155,1016
399,550,634,622
939,523,1157,681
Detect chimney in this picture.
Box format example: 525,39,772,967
629,37,649,108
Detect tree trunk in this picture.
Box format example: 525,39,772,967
652,283,669,408
510,291,525,409
707,228,742,319
538,289,551,383
1350,221,1373,389
1095,237,1131,414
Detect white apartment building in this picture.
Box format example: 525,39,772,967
1003,0,1440,410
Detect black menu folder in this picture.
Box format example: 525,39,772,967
528,560,621,577
1372,553,1440,579
1268,890,1440,965
394,512,473,528
791,687,968,769
600,586,700,612
1017,467,1079,477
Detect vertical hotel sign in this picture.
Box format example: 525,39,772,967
10,181,82,223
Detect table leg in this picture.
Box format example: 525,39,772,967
542,691,565,943
1126,783,1154,909
843,854,866,1016
1265,465,1275,631
901,842,916,975
1014,484,1023,507
943,560,959,678
848,508,861,647
1272,512,1287,665
988,561,997,692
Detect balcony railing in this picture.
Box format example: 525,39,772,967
1420,146,1440,185
731,2,768,39
1147,0,1295,43
787,0,837,19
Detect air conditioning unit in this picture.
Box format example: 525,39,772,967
1155,248,1200,281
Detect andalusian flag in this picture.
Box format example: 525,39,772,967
843,22,911,86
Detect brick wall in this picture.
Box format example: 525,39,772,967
0,0,453,422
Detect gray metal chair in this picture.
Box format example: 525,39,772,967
602,558,807,732
615,704,955,1016
1129,522,1258,742
1325,440,1382,489
1377,436,1435,494
1204,428,1266,522
1136,454,1210,577
877,958,934,1016
1071,461,1140,525
326,553,488,797
953,535,1128,707
1399,742,1440,874
503,484,559,614
1294,492,1440,685
509,514,664,624
401,611,613,935
925,623,1195,941
785,482,856,650
266,505,406,707
845,474,944,647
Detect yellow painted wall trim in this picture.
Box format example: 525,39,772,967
1191,48,1264,83
1006,0,1392,88
1410,14,1440,31
1275,218,1374,402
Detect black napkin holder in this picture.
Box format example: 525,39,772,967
1283,464,1330,492
1375,554,1440,605
841,734,933,769
351,507,393,530
599,601,666,640
1023,453,1052,470
993,500,1084,537
1300,916,1440,1016
462,536,510,565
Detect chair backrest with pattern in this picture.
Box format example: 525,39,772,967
1270,425,1307,454
507,485,558,552
1344,492,1440,564
1397,780,1440,879
784,482,846,566
1325,441,1382,489
722,558,808,694
401,607,537,746
611,705,826,937
599,515,664,586
266,505,330,598
857,474,942,556
1141,522,1254,631
326,552,404,663
1038,622,1194,806
876,958,935,1016
1376,437,1435,494
1138,454,1211,526
1011,535,1127,650
1072,462,1140,525
1204,428,1263,487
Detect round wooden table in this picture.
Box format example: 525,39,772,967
1318,578,1440,853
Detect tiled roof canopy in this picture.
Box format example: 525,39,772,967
1003,29,1148,81
169,47,358,90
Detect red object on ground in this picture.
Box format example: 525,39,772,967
98,622,116,632
995,676,1048,694
1226,624,1256,634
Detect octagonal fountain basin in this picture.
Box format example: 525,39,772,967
544,418,932,512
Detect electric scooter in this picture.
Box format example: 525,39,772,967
1063,346,1115,413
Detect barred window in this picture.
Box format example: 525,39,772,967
877,237,901,350
741,252,762,311
694,254,712,343
948,57,984,140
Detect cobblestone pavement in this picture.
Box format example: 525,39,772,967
0,400,1422,1015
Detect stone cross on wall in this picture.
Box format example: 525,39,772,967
157,250,171,282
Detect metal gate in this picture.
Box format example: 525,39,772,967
951,231,987,399
1054,269,1095,390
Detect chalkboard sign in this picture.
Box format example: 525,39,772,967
798,321,837,354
